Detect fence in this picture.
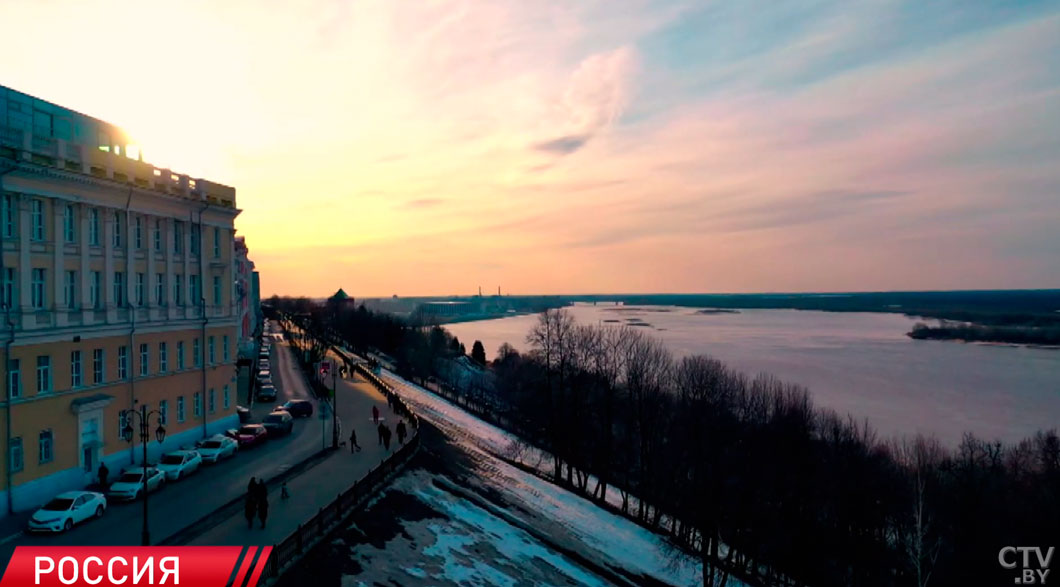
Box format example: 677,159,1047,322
258,355,421,584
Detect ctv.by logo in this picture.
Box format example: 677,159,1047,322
1000,546,1054,584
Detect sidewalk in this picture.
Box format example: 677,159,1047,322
189,367,414,546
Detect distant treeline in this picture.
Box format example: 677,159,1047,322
270,298,1060,587
909,321,1060,346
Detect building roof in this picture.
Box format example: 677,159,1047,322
331,288,351,300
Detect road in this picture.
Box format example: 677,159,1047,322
0,324,328,560
187,348,402,546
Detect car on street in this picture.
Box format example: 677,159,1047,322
275,399,314,417
197,435,239,463
235,424,269,447
27,491,107,533
262,411,294,436
256,384,277,402
108,467,165,501
156,450,203,480
257,370,271,383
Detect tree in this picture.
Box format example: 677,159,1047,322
471,340,487,365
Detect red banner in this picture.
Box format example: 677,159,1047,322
0,546,273,587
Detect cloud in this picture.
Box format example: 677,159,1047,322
534,135,589,154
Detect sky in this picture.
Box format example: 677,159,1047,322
1,0,1058,297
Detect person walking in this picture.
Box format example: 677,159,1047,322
244,494,256,529
350,428,361,452
97,463,109,491
372,405,380,424
382,425,392,451
280,481,290,500
396,420,407,445
257,492,269,529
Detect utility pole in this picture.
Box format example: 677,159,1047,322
331,362,338,449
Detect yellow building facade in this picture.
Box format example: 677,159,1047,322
0,85,242,516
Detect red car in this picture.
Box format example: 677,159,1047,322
235,424,268,448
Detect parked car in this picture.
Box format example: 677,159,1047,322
262,411,294,436
197,435,239,463
257,359,269,369
223,428,240,441
156,450,203,480
257,370,271,383
27,491,107,533
235,424,268,447
276,399,314,418
256,384,277,402
108,467,165,501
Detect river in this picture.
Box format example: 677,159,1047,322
444,304,1060,446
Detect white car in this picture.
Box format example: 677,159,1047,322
156,450,203,480
27,491,107,533
197,435,238,463
108,467,165,501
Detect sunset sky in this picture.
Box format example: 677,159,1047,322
2,0,1058,297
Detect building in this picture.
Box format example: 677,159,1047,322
0,85,241,516
233,236,261,356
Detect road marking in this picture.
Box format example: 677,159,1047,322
0,530,24,545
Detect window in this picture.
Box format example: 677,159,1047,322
35,356,51,394
223,385,230,410
2,195,14,238
9,438,23,473
31,199,44,241
208,336,216,364
118,411,127,438
38,430,53,464
92,349,104,384
174,274,184,306
70,351,82,388
155,273,165,305
139,343,149,377
90,271,102,309
193,338,201,368
64,270,77,309
177,396,186,423
189,275,200,305
213,275,222,306
190,224,200,255
112,211,123,248
159,342,168,373
6,359,20,399
193,393,201,418
135,273,145,306
30,268,46,309
113,271,125,307
177,341,185,370
64,204,76,243
117,346,128,380
153,219,162,251
223,335,230,362
88,208,100,245
134,216,143,249
2,267,16,309
208,388,215,413
173,221,183,254
213,227,221,258
159,400,168,426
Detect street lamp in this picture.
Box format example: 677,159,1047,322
121,404,166,546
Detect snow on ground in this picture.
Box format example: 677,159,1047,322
377,371,728,587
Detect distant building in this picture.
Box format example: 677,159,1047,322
233,236,260,359
0,83,241,516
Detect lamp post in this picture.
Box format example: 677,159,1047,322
121,404,166,546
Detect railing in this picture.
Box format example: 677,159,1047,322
257,359,421,583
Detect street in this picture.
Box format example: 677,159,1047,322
0,333,327,561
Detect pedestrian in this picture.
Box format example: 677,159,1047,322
377,422,386,446
258,493,269,529
281,481,290,500
350,428,361,452
396,420,407,445
97,463,109,491
382,425,392,451
372,405,379,424
253,478,267,504
244,494,256,529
